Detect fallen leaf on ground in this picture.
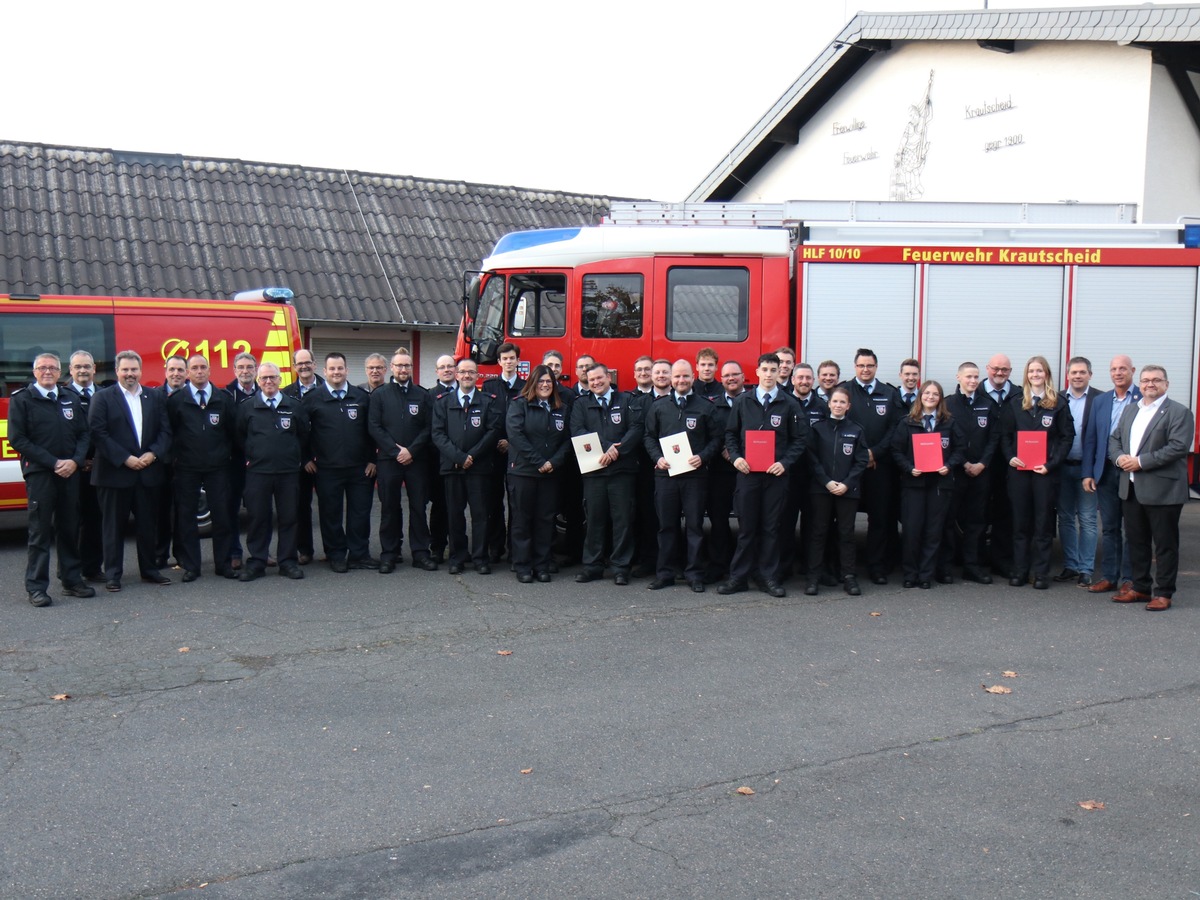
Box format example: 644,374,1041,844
179,647,190,653
520,768,533,775
1077,800,1106,810
982,684,1012,694
497,650,513,656
736,786,755,795
870,611,882,617
1002,670,1018,678
51,693,70,701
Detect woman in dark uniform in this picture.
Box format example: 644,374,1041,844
1000,356,1075,589
805,386,869,597
891,380,964,589
506,365,570,583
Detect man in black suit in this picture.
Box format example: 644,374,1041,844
481,342,525,563
88,350,173,591
62,350,104,581
282,348,324,565
155,354,187,569
1056,356,1103,584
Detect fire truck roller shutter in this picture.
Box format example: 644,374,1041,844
1072,266,1198,410
802,263,916,376
924,265,1064,388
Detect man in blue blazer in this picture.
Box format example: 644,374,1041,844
1107,365,1193,611
1056,356,1103,584
1081,355,1140,593
89,350,173,591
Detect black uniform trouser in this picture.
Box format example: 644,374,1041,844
485,465,509,560
377,459,431,562
509,474,558,576
1124,484,1181,598
986,462,1015,572
944,467,990,572
705,467,737,579
859,462,897,577
559,459,586,563
155,464,177,564
729,471,789,585
779,463,810,578
77,477,103,577
314,466,374,562
807,491,858,578
244,471,299,572
98,481,160,582
581,472,636,574
900,485,952,583
25,470,82,593
632,455,660,570
427,456,448,559
296,466,316,557
445,473,490,567
227,459,246,562
654,473,708,582
1009,470,1057,578
174,467,232,576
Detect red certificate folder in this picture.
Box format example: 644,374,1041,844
1016,431,1047,470
911,433,943,472
745,430,776,471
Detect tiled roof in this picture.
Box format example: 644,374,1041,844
0,142,619,328
690,5,1200,201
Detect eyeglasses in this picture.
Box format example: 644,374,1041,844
392,363,412,368
457,370,478,376
536,378,555,385
258,375,280,382
988,366,1012,373
1140,377,1166,384
35,366,61,373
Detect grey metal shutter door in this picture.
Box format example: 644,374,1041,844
1073,266,1197,407
924,265,1065,388
801,263,916,373
309,339,378,386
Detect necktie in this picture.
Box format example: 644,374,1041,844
334,390,344,400
677,396,686,411
762,393,771,413
600,396,609,413
905,393,914,406
924,414,934,433
47,391,56,402
993,389,1003,403
198,389,207,409
83,387,91,399
540,400,550,412
461,393,470,409
1033,395,1042,408
268,397,277,409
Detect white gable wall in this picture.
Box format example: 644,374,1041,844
735,41,1155,210
1143,63,1200,222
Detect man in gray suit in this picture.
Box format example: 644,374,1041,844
1108,365,1194,611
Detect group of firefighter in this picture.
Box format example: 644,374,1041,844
12,339,1164,607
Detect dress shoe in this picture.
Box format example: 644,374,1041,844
84,571,106,583
903,580,916,589
1146,595,1172,611
1087,579,1115,593
575,570,603,583
267,557,278,567
142,570,172,585
475,563,492,575
536,572,552,583
614,573,629,586
330,559,349,574
62,583,96,598
717,580,747,595
843,577,861,596
517,573,534,584
181,571,201,583
280,565,304,580
27,590,52,607
819,573,840,587
297,553,312,566
1077,573,1093,587
804,583,819,596
764,581,786,598
1009,575,1027,587
1053,568,1080,582
1112,586,1151,603
216,568,239,579
870,573,888,585
378,560,396,574
106,580,123,592
963,567,992,585
919,581,932,590
547,561,559,574
1033,577,1050,590
230,558,243,571
349,557,380,570
448,564,463,575
647,578,676,590
238,568,264,583
413,557,438,571
631,564,652,578
936,573,954,585
154,556,169,570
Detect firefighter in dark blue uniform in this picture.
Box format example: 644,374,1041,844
224,352,259,571
481,342,526,564
943,363,1000,583
704,362,745,583
167,354,237,581
720,353,808,598
303,352,378,573
426,355,461,563
368,348,436,573
282,349,324,565
642,359,722,591
780,363,829,582
8,352,91,606
505,365,571,582
62,350,104,581
431,358,505,574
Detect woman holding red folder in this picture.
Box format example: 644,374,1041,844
891,381,964,588
999,356,1075,589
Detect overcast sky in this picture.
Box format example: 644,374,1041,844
9,0,1126,201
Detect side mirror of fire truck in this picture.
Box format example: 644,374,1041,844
473,339,499,365
512,296,528,332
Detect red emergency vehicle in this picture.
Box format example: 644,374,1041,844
0,290,302,511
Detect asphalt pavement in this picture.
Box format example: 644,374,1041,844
1,509,1197,899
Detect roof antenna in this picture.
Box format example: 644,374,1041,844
343,168,408,324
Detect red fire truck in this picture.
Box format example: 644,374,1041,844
0,290,302,512
457,201,1200,460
